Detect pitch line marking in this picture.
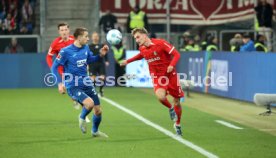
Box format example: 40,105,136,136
102,97,219,158
215,120,243,130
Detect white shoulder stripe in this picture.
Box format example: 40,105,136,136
168,46,175,54
164,42,171,48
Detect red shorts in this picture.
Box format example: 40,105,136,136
152,72,184,98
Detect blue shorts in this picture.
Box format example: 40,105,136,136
67,86,100,106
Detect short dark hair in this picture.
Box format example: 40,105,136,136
57,22,69,30
242,33,251,39
131,27,148,36
73,27,88,38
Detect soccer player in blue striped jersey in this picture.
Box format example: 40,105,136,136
51,27,109,137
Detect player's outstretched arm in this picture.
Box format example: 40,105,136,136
100,44,109,57
120,53,143,67
87,52,101,64
87,45,109,64
87,54,100,63
120,60,127,66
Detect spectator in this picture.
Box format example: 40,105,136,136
99,10,118,34
7,0,18,19
2,13,16,34
4,37,24,53
206,36,218,51
254,0,273,51
0,18,4,34
255,34,268,52
0,0,6,19
21,0,33,22
180,31,190,48
19,18,32,34
181,38,196,52
0,19,2,32
111,42,126,86
229,33,243,52
126,4,149,33
240,33,256,52
193,35,201,51
201,33,212,51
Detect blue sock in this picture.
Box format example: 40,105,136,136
80,106,91,120
92,114,102,133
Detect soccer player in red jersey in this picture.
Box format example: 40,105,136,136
46,22,74,94
120,28,184,136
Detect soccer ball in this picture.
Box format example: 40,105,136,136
106,29,122,45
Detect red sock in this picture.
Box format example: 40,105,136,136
174,105,182,125
159,98,172,109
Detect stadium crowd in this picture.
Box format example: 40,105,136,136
0,0,275,53
0,0,35,35
98,1,274,53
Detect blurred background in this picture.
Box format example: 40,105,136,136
0,0,275,52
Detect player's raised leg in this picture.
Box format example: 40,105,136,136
173,97,183,136
155,88,177,122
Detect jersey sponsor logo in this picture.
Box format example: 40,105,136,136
77,59,87,67
147,57,160,63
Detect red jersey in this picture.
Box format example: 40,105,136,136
46,35,74,68
127,38,183,98
46,35,74,74
127,38,180,76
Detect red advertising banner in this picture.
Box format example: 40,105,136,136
100,0,266,25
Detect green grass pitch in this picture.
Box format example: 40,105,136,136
0,87,275,158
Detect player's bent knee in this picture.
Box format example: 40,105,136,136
82,97,94,110
93,106,102,115
155,89,166,101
